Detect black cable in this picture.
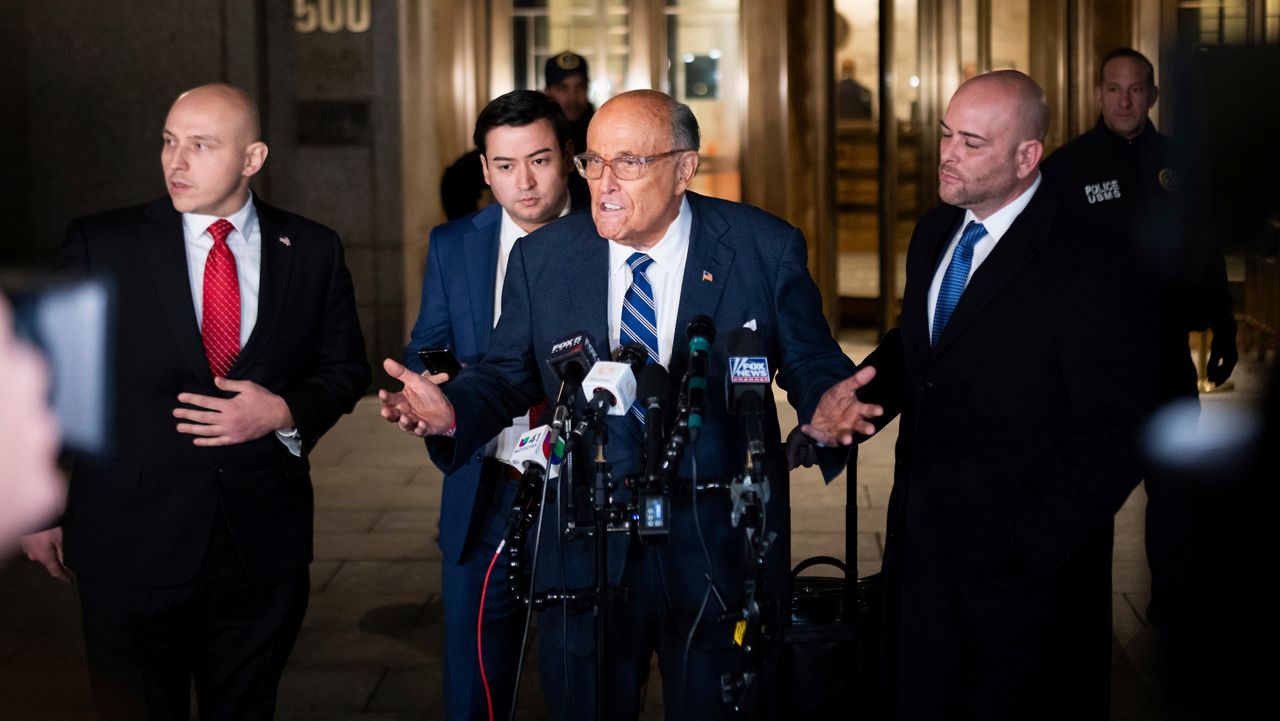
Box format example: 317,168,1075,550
684,451,724,721
689,453,717,596
678,583,713,721
559,451,574,721
507,456,555,721
548,385,576,721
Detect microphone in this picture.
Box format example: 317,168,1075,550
726,327,772,528
684,315,716,442
506,424,565,478
543,333,597,525
546,331,599,396
545,331,599,446
614,342,649,369
637,364,670,482
726,327,770,452
502,424,565,547
573,343,649,438
581,360,639,422
635,363,671,543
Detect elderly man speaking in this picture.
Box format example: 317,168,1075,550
381,90,877,720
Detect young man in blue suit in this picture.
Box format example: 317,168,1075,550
402,90,574,721
382,90,879,720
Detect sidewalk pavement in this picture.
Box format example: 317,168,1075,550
1,339,1268,720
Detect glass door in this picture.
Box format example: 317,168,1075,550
833,0,924,331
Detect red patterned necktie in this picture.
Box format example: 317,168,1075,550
202,218,241,377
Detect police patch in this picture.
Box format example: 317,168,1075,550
555,52,582,71
1158,167,1179,192
1083,179,1121,204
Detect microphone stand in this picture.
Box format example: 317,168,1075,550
658,377,694,488
578,410,627,721
723,413,776,717
506,385,595,613
577,383,649,721
631,391,670,545
566,383,628,721
548,382,576,525
590,420,611,721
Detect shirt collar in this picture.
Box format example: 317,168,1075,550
499,195,572,246
182,192,257,244
964,173,1041,242
608,195,692,273
498,207,524,248
1094,114,1155,146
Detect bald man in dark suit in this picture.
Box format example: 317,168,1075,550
21,83,370,721
855,71,1155,720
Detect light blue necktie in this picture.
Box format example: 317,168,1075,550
620,252,659,422
932,221,987,347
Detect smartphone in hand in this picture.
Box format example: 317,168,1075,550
416,345,463,379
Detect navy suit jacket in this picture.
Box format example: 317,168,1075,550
427,191,856,654
403,202,504,563
857,184,1155,720
60,197,370,587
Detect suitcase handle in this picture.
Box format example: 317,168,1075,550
791,555,848,580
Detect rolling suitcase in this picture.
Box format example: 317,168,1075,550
780,444,882,718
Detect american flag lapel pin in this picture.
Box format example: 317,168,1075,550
702,269,714,282
279,236,292,247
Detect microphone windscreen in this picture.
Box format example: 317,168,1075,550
616,342,649,371
546,331,598,384
636,363,670,403
727,326,765,357
727,327,771,414
686,314,716,345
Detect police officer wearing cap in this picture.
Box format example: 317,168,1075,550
544,50,594,210
544,52,594,158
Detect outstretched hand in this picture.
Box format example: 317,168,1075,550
801,365,883,446
378,358,455,437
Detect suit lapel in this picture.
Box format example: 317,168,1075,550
930,192,1053,358
236,199,295,375
671,193,733,381
140,200,212,383
563,196,730,444
465,205,502,350
905,208,962,369
565,223,612,354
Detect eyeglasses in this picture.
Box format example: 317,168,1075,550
573,149,692,180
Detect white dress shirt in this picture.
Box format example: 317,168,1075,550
927,173,1042,333
183,194,261,348
181,192,300,456
606,196,693,365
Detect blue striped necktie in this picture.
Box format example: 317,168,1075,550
620,252,659,422
932,221,987,347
